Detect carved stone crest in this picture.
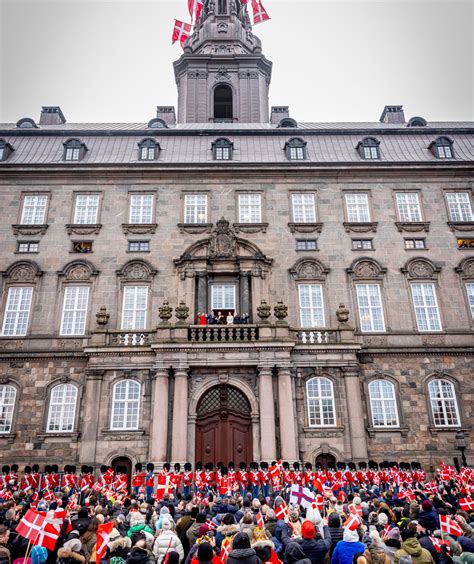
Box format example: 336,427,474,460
117,260,157,282
347,259,386,280
215,67,232,81
58,260,98,281
290,259,329,281
4,261,42,283
402,258,440,280
208,218,236,258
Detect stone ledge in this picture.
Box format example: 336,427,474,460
429,425,471,435
367,425,409,438
66,224,102,235
447,222,474,233
12,224,48,236
343,222,378,233
177,223,213,234
233,222,268,234
288,222,323,234
303,425,345,437
36,432,80,441
121,223,157,235
395,221,430,233
0,433,16,444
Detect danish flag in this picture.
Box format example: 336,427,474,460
16,509,61,550
382,524,393,537
275,500,289,521
269,460,282,478
343,513,361,531
251,0,270,25
312,496,324,512
349,504,363,517
96,521,114,564
256,511,264,528
172,20,192,48
206,518,218,532
156,474,172,501
42,489,54,502
430,537,450,554
439,515,463,537
459,497,474,511
188,0,203,22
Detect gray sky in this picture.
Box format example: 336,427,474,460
0,0,473,123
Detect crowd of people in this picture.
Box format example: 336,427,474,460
196,312,251,325
0,460,472,564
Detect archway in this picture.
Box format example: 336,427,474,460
195,385,253,464
315,453,336,470
214,85,233,121
111,456,132,487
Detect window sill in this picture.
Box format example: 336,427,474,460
101,429,146,441
37,432,80,441
0,433,16,444
404,247,429,251
288,222,323,234
12,224,48,236
66,224,102,236
303,425,345,436
14,251,40,255
233,222,268,234
395,222,430,233
367,425,409,438
121,223,157,235
429,425,471,435
177,223,213,235
352,247,375,251
447,222,474,233
343,222,378,233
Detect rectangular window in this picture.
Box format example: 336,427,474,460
438,145,453,159
211,285,236,310
352,239,374,250
121,286,148,330
60,286,90,336
289,146,305,160
292,194,316,223
140,146,156,160
20,195,48,225
411,283,442,332
239,194,262,223
17,241,39,253
457,239,474,249
466,283,474,319
65,147,80,161
355,284,386,332
364,146,379,159
129,194,154,224
345,193,370,222
0,148,4,161
396,193,422,222
404,238,426,250
71,241,93,253
446,193,473,222
128,240,150,252
73,195,100,224
215,146,230,160
296,239,318,251
185,194,208,224
298,284,325,327
1,287,33,336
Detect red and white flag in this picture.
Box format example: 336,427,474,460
459,497,474,511
312,496,324,512
269,460,282,478
343,513,361,531
156,474,172,501
382,524,393,537
96,521,114,564
42,489,54,502
206,518,218,532
275,500,289,521
439,515,463,537
256,511,264,528
251,0,270,25
172,20,192,48
430,537,450,554
16,509,61,550
188,0,203,22
349,504,363,517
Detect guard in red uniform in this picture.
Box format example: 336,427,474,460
171,463,182,494
145,462,155,499
218,466,230,496
31,464,40,491
228,462,237,492
50,464,59,491
21,466,32,492
132,463,146,496
249,462,260,498
270,460,282,493
293,462,303,486
282,461,292,488
259,462,270,498
304,462,315,491
9,464,19,490
183,462,193,497
194,462,205,492
204,463,215,493
238,462,248,497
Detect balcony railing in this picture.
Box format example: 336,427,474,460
106,331,153,346
294,329,339,344
188,325,258,342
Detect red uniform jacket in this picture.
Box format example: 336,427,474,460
132,471,146,488
249,471,260,485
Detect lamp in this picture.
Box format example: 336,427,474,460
455,429,467,467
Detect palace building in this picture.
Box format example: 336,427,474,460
0,0,473,476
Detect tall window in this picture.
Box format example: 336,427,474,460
368,380,399,427
60,286,90,336
345,193,371,222
292,194,316,223
47,384,78,432
306,377,335,427
1,287,33,336
211,285,236,310
0,385,16,433
20,195,48,224
396,193,422,222
73,195,100,224
466,283,474,319
129,195,154,224
446,193,473,222
428,379,460,427
410,283,442,332
185,194,208,223
121,286,148,330
111,380,141,430
239,194,261,223
355,284,386,332
298,284,325,327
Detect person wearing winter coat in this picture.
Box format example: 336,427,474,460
416,503,439,534
227,532,261,564
330,528,365,564
187,514,208,549
240,513,255,540
107,527,132,562
297,521,332,564
57,539,86,564
284,541,312,564
153,519,184,563
394,530,434,564
251,526,281,564
264,510,277,538
215,515,240,551
380,527,402,563
127,531,155,564
327,513,345,557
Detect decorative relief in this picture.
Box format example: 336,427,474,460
215,68,232,81
217,22,228,33
290,258,329,281
422,335,446,346
347,258,386,280
343,222,378,233
401,258,441,280
57,339,82,349
447,222,474,232
187,70,208,79
12,224,48,236
3,261,42,283
233,223,268,234
455,257,474,280
121,223,157,235
209,218,237,258
288,222,323,234
177,223,213,235
58,260,98,282
65,224,102,235
363,336,388,346
238,71,259,79
116,260,157,282
395,222,430,233
0,341,24,351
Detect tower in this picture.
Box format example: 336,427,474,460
173,0,273,123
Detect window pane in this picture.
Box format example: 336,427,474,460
47,384,77,432
307,378,335,426
298,284,325,327
74,195,99,224
446,193,473,222
0,385,16,433
345,194,370,222
111,380,141,430
185,194,208,224
428,379,459,427
211,285,236,310
2,287,33,336
21,195,48,224
60,286,90,336
411,283,442,332
239,194,261,223
396,193,422,222
369,380,399,427
292,194,316,223
129,195,153,224
121,286,148,330
356,284,385,332
466,283,474,319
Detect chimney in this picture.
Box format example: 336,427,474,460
156,106,176,126
379,105,405,124
271,106,290,125
39,106,66,125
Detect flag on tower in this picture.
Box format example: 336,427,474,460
251,0,270,25
188,0,203,22
172,20,192,48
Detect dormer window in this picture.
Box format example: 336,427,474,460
138,139,160,161
212,138,233,160
407,116,427,127
0,140,13,162
16,118,37,129
278,118,298,128
357,137,381,160
285,138,307,160
63,139,87,161
431,137,454,159
147,118,167,129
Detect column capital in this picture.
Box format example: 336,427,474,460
174,367,189,378
152,367,170,380
85,369,105,381
341,367,360,378
277,365,293,377
257,366,273,377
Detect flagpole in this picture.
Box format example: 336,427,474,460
23,539,32,564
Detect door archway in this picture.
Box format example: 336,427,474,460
111,456,132,488
195,385,252,464
214,85,233,121
315,453,336,470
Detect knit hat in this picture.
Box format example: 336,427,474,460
162,519,172,531
63,539,82,553
233,532,251,550
343,528,360,542
198,524,210,537
353,497,362,505
387,527,401,541
301,521,316,540
421,500,432,511
377,513,388,525
197,542,214,563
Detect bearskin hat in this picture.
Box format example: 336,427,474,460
11,464,18,473
100,465,108,474
293,462,300,471
174,463,181,472
260,462,268,470
135,463,143,472
196,461,203,470
282,461,290,470
81,465,89,474
24,466,32,474
305,462,313,471
32,464,39,473
184,462,192,471
51,464,58,473
205,462,214,471
228,461,235,470
239,462,247,470
163,463,171,472
146,463,155,472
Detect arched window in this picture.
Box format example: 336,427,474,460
63,139,87,161
111,380,141,430
147,118,167,129
214,85,233,121
47,384,78,432
212,138,233,160
278,118,298,128
0,385,17,433
428,379,460,427
218,0,227,15
407,116,427,127
138,139,160,161
306,377,335,427
356,137,381,160
368,380,399,427
285,138,307,161
16,118,37,129
430,137,454,159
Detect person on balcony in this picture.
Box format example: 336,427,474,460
226,311,234,325
198,312,207,325
207,312,216,324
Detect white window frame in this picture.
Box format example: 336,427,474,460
1,287,33,337
345,193,371,223
355,284,386,333
368,380,399,427
129,194,154,224
292,194,316,223
20,195,48,225
0,385,16,434
46,384,78,433
306,377,336,427
410,283,442,332
298,284,325,327
140,146,156,161
211,284,236,310
289,146,305,160
185,194,208,224
215,146,231,160
437,145,453,159
238,194,262,223
466,283,474,319
446,193,473,222
121,286,148,330
396,193,422,222
363,146,379,160
110,380,141,431
60,286,90,336
65,147,80,161
428,379,460,427
73,194,100,224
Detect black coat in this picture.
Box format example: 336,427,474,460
298,526,332,564
227,547,261,564
285,542,312,564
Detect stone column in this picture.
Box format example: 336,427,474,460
342,368,368,460
258,367,277,461
79,369,104,464
196,274,208,317
239,273,251,318
149,368,169,463
278,367,298,461
171,368,189,462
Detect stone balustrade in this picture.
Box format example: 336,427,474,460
294,329,338,344
188,325,259,342
107,331,153,346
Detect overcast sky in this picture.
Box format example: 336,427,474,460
0,0,472,123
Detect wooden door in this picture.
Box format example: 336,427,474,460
315,453,336,470
111,456,132,487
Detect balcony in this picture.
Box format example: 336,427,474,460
188,325,258,342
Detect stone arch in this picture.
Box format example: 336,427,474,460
116,259,157,282
347,257,386,280
105,450,141,467
455,257,474,280
2,260,43,283
289,258,330,281
309,443,343,464
58,259,99,281
401,257,441,280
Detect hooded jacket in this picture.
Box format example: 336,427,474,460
284,542,312,564
394,538,435,564
297,526,332,564
153,522,184,563
226,547,261,564
330,530,365,564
